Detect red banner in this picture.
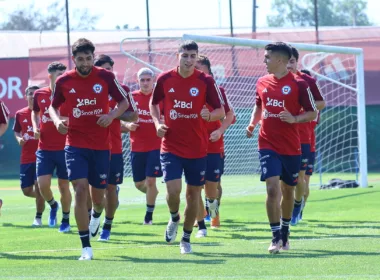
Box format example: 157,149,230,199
0,58,29,117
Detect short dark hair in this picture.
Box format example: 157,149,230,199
94,54,114,67
178,40,198,53
25,85,39,95
300,69,311,76
47,61,67,74
264,42,292,60
197,54,213,76
290,46,300,61
72,38,95,56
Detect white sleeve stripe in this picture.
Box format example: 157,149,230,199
114,79,137,111
307,87,318,111
1,103,9,124
223,91,234,111
214,84,225,106
127,91,138,112
315,81,325,100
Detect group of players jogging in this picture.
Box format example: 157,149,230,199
0,38,325,259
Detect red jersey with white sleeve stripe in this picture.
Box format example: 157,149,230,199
151,68,223,159
51,67,128,150
13,107,38,164
255,72,317,155
0,100,10,125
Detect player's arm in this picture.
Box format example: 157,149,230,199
150,76,168,138
0,101,9,137
49,81,68,134
246,89,262,137
120,121,130,133
116,85,138,122
203,77,225,122
31,92,41,139
12,113,25,146
307,77,326,110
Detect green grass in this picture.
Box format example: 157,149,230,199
0,174,380,279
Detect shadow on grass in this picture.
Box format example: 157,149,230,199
310,190,380,202
0,252,76,261
118,255,225,264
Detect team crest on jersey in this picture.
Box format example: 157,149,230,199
93,84,102,94
282,86,291,95
189,87,199,97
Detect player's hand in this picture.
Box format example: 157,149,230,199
33,129,40,140
96,114,114,127
127,123,139,131
156,124,168,138
55,119,68,134
279,107,296,124
201,105,211,121
210,129,222,142
18,138,26,146
246,124,255,138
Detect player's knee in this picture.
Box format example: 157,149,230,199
135,181,146,192
22,187,33,197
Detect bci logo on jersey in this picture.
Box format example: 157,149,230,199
76,98,97,107
266,97,284,107
282,85,291,95
173,99,192,109
189,87,199,97
93,84,102,94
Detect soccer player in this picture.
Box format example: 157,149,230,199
194,55,235,236
0,99,10,215
246,42,317,253
13,86,46,226
150,40,225,254
93,54,138,241
287,47,325,225
31,62,72,232
49,38,130,260
124,67,162,225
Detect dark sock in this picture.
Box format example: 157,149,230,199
294,199,302,208
103,217,113,231
88,209,92,221
35,212,42,219
92,209,101,219
181,228,192,243
198,219,207,230
270,222,281,242
145,204,155,221
205,198,209,216
281,218,291,241
61,211,70,224
79,230,91,248
47,198,58,209
170,211,180,222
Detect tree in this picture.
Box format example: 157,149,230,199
0,1,100,31
267,0,371,27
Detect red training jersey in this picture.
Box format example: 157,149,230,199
255,72,317,156
51,67,128,150
109,84,136,154
151,68,223,159
33,87,69,151
13,107,38,164
310,111,320,152
129,90,162,152
0,100,10,125
206,86,233,154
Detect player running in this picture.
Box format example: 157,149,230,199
31,62,72,232
246,42,317,253
13,86,46,226
0,99,10,215
150,40,225,254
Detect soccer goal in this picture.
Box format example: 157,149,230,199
120,34,368,188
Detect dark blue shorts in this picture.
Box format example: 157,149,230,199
300,144,311,171
131,150,162,182
109,153,124,185
64,146,110,189
36,150,68,179
160,152,206,187
259,149,301,187
206,153,225,182
306,152,316,176
20,163,36,189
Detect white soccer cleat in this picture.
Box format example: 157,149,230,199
78,247,93,261
180,241,193,254
195,229,207,238
165,218,180,243
208,200,219,219
32,218,42,227
89,217,101,239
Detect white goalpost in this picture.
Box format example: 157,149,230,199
120,34,368,188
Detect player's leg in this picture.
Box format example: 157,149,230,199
195,189,207,238
34,179,46,227
204,153,220,218
259,150,283,254
131,151,149,221
303,151,315,220
56,150,72,232
210,153,224,228
180,156,206,254
144,149,161,224
161,152,182,244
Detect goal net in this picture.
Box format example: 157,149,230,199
120,34,367,187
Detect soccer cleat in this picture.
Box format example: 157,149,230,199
268,240,281,254
180,240,193,254
165,218,180,243
89,216,101,239
143,220,153,225
211,215,220,228
78,247,93,261
291,205,302,226
281,240,290,251
195,229,207,238
204,214,211,223
0,199,2,216
208,199,219,219
32,218,42,227
58,222,71,233
48,204,59,227
98,229,111,241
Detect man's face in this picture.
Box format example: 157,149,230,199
287,55,298,73
50,69,66,84
26,88,37,109
138,74,154,93
99,62,113,71
72,51,94,76
195,62,209,75
177,49,198,72
263,50,279,74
